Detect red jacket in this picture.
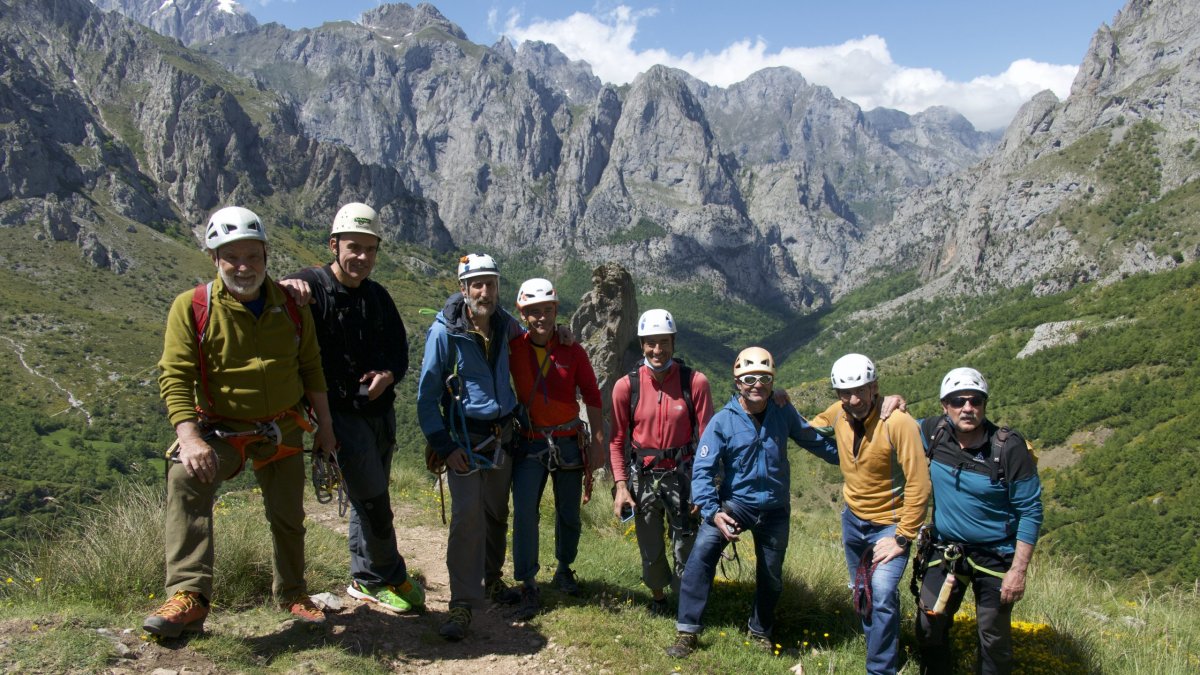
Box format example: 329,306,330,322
509,333,602,431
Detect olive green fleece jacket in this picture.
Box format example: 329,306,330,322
811,400,930,540
158,275,326,426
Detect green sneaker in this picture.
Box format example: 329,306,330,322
347,580,420,612
394,577,426,610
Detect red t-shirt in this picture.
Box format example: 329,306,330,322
608,361,713,482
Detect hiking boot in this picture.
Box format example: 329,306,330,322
143,590,208,638
552,568,580,596
665,631,698,658
486,578,521,605
649,596,672,617
348,578,424,612
511,584,541,621
439,604,472,641
285,596,327,624
749,629,776,654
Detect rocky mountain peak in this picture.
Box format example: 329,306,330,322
91,0,258,45
359,3,466,40
513,40,602,104
1072,0,1198,99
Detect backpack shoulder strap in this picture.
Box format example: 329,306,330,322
677,361,698,443
191,282,212,341
921,416,951,460
276,283,304,340
989,426,1012,484
625,366,641,452
190,282,215,410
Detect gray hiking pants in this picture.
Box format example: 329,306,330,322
631,469,698,596
446,423,514,607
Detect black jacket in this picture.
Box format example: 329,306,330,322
285,265,407,415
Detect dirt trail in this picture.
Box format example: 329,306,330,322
45,490,588,674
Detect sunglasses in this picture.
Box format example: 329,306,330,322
736,374,773,386
945,395,986,408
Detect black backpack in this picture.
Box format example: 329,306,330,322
920,416,1032,485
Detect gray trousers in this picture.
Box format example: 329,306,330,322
630,470,698,596
332,409,408,588
446,425,514,607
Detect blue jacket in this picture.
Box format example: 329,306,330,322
417,292,520,458
691,395,839,522
919,416,1043,553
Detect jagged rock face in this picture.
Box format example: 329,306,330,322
197,4,998,309
1,0,448,270
570,262,640,420
863,0,1200,298
513,41,602,105
91,0,258,45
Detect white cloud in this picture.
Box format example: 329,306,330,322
501,6,1077,131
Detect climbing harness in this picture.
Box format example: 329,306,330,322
527,419,595,500
165,407,315,480
911,537,1008,616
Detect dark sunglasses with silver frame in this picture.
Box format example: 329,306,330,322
945,394,986,409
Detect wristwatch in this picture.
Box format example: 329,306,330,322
894,533,911,549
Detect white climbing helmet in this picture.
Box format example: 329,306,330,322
330,202,381,239
939,367,989,400
637,309,677,337
733,346,775,377
515,278,558,308
830,353,877,389
457,253,499,281
205,206,267,251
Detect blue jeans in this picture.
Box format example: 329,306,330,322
331,409,408,587
511,435,583,584
676,500,790,637
842,508,909,675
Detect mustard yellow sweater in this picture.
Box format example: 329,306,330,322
812,401,929,539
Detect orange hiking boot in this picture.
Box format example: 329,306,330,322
285,596,327,624
143,590,209,638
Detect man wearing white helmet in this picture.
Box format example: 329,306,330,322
507,278,605,619
147,206,336,637
281,203,425,615
912,368,1042,675
665,347,838,658
416,252,524,640
811,353,929,675
610,308,714,616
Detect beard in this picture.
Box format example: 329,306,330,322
465,294,494,320
219,266,265,298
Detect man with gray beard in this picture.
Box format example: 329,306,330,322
147,206,336,638
416,253,523,641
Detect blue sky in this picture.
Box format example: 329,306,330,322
242,1,1129,130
